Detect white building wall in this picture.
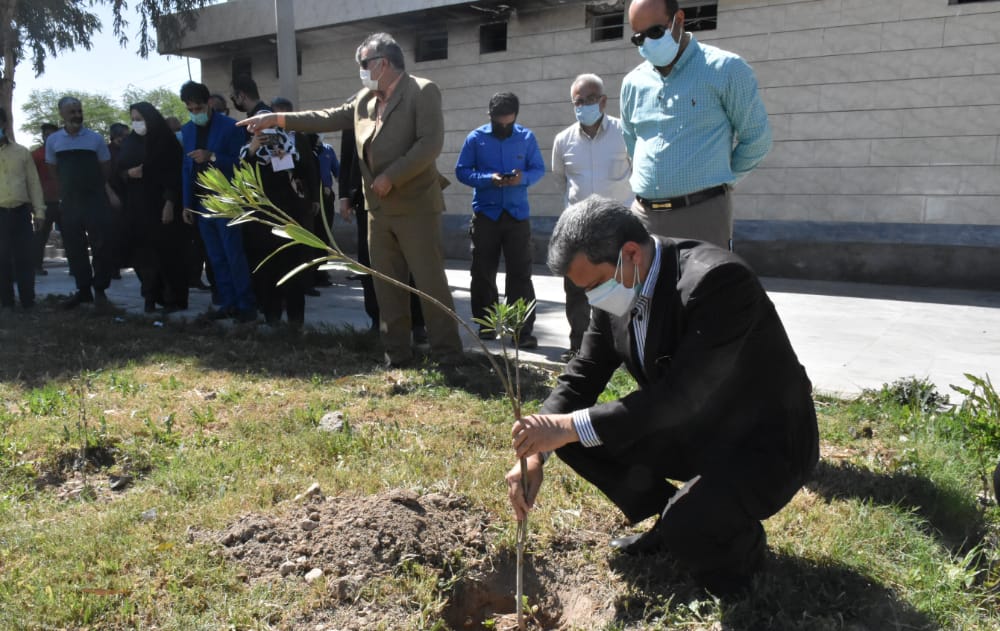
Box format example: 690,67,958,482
180,0,1000,286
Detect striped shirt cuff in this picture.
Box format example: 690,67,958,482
572,408,603,447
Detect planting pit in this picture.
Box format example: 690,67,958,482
207,488,618,629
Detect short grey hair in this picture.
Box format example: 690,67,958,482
57,96,81,112
547,195,651,276
570,73,604,96
356,32,405,71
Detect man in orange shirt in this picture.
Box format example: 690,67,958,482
31,123,60,275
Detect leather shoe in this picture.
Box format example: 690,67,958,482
610,520,665,556
411,325,428,345
516,334,538,350
61,289,94,310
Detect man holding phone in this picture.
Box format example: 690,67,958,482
455,92,545,348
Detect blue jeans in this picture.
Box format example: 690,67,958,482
197,216,255,313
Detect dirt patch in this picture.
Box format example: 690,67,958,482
206,488,619,630
213,488,489,584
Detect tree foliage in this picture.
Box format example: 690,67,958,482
0,0,208,140
22,86,188,145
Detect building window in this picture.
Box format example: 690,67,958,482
588,6,624,42
416,31,448,62
480,22,507,53
681,1,718,32
232,57,252,82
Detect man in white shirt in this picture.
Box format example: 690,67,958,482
551,73,632,361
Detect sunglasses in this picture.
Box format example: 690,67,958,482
359,55,383,70
630,23,670,47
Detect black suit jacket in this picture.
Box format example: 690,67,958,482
543,236,818,491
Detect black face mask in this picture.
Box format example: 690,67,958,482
491,120,515,139
231,95,247,113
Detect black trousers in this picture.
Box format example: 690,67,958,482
564,277,590,351
33,201,60,270
61,202,113,292
555,424,812,585
0,205,36,307
469,212,535,334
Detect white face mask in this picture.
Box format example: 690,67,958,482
132,120,147,136
359,68,379,91
585,249,641,317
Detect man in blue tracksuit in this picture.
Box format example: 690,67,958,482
455,92,545,348
180,80,256,322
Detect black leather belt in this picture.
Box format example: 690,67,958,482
635,185,726,211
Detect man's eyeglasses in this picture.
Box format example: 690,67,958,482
572,95,603,107
359,55,383,70
630,23,670,47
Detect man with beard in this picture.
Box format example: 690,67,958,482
45,96,119,309
454,92,545,349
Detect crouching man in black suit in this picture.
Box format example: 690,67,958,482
505,195,818,594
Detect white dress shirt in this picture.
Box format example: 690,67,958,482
551,114,633,207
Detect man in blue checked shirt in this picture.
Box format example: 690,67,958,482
455,92,546,349
622,0,772,250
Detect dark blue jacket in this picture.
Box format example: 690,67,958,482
454,123,545,221
181,111,246,211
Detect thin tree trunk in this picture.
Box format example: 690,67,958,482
0,0,19,142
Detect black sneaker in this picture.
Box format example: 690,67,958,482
478,327,495,341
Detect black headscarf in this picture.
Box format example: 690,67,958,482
129,101,180,171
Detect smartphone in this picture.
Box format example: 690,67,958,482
259,129,282,146
501,171,517,179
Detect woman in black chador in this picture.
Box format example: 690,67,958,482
119,101,189,312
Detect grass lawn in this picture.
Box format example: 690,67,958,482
0,301,997,630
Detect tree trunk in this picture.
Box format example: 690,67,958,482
0,0,19,142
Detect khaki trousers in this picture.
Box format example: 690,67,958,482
367,211,463,364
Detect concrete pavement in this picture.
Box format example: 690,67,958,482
32,257,1000,400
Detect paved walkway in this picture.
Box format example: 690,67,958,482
33,258,1000,400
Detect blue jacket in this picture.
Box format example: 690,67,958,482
454,123,545,221
181,111,246,210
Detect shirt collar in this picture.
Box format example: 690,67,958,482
578,114,609,138
641,239,662,301
377,72,404,105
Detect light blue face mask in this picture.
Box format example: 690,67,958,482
585,249,641,317
638,17,679,67
190,111,210,126
574,103,603,127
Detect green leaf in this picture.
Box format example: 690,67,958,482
282,224,331,252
